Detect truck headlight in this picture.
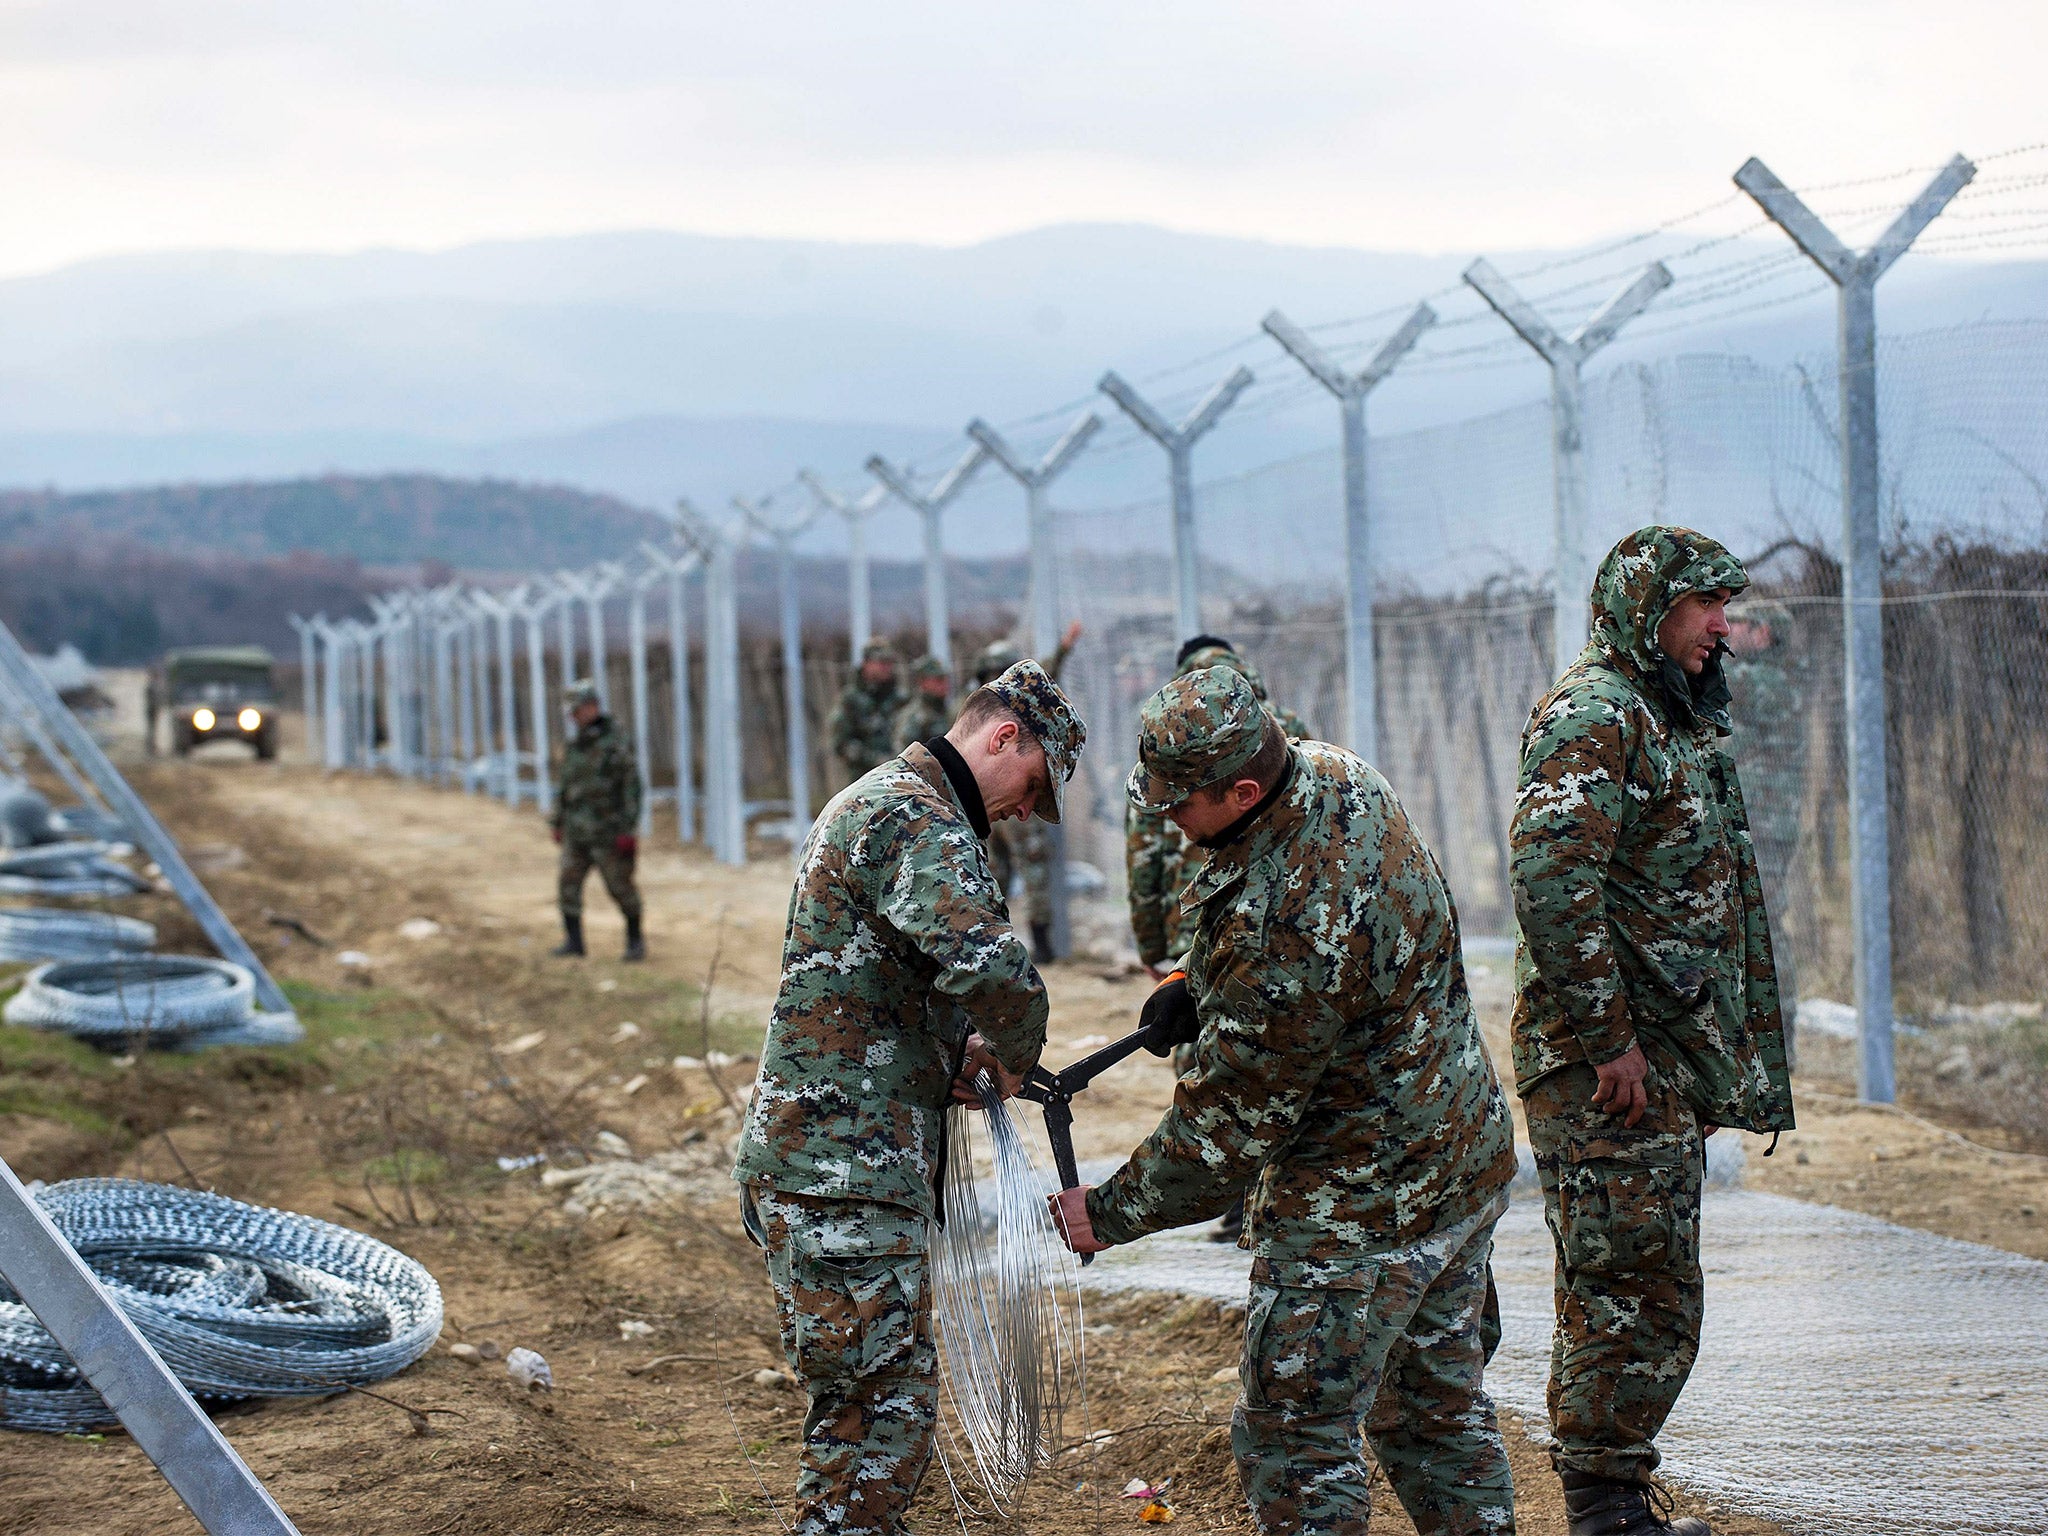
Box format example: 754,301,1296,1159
191,707,216,731
237,707,263,732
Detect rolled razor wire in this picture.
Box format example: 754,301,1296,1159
928,1070,1085,1509
3,955,303,1049
0,841,150,899
0,907,156,963
0,1178,442,1433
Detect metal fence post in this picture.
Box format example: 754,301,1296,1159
801,471,889,658
1097,367,1256,639
738,494,822,841
317,620,345,770
518,588,555,816
866,444,989,669
1463,257,1673,672
967,409,1103,960
1735,151,1975,1105
626,563,658,837
288,614,321,764
1262,304,1437,763
581,564,622,713
553,573,580,697
676,500,746,865
643,541,701,844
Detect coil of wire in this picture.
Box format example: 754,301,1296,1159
0,842,150,899
0,907,156,963
0,1178,443,1433
3,955,303,1049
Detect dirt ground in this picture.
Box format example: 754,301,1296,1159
2,726,2039,1533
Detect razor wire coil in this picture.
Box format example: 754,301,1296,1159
4,955,257,1043
0,907,156,963
0,841,149,899
0,1178,443,1433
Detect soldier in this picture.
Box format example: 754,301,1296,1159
1053,666,1519,1536
974,624,1082,963
549,679,644,962
1723,600,1806,1065
1509,527,1794,1536
732,660,1085,1536
828,639,903,782
891,654,951,750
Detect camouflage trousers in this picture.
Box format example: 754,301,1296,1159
1232,1197,1516,1536
557,836,642,923
1523,1060,1705,1485
742,1186,937,1536
988,820,1054,924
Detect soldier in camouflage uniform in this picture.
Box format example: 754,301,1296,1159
549,679,645,961
891,654,951,750
828,639,904,783
1055,666,1519,1536
1723,600,1806,1066
973,626,1081,962
1509,527,1794,1536
733,660,1085,1536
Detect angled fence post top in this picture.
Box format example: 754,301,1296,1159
1734,153,1976,284
799,469,887,522
736,491,820,542
1462,256,1674,365
865,441,988,511
1262,304,1437,399
1097,365,1255,448
967,410,1103,487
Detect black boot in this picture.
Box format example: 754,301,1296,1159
622,913,646,963
1030,921,1054,965
551,913,585,958
1208,1196,1246,1244
1561,1470,1710,1536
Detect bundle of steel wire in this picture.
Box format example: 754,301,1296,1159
0,841,150,899
3,955,304,1049
0,906,156,963
0,1178,442,1433
928,1073,1085,1508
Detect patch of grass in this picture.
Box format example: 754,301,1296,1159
637,988,764,1061
363,1148,449,1186
0,1024,124,1139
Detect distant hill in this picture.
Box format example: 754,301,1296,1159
0,473,664,571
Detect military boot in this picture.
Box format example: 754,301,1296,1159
622,914,646,963
1561,1471,1710,1535
551,913,585,958
1030,922,1054,965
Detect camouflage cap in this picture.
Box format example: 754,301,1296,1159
984,659,1085,823
563,677,600,709
1127,666,1268,812
860,638,899,665
909,654,949,683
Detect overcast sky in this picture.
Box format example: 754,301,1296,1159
0,1,2038,278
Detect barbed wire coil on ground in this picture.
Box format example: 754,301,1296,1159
0,842,150,899
0,907,156,963
0,1178,443,1433
3,955,303,1049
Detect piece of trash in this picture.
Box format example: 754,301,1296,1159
110,1054,136,1069
593,1130,632,1158
496,1153,546,1172
448,1343,482,1365
476,1341,502,1361
618,1319,655,1340
610,1021,642,1043
506,1347,552,1391
621,1074,649,1096
1209,1366,1237,1383
1138,1498,1176,1524
501,1031,547,1056
751,1368,790,1390
398,918,443,941
672,1054,704,1070
336,950,372,968
595,978,619,993
706,1050,742,1069
1121,1479,1154,1498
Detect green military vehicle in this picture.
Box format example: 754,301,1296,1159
154,646,279,759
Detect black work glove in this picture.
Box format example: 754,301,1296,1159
1139,971,1199,1057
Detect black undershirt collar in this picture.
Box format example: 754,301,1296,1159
924,736,991,839
1195,749,1297,851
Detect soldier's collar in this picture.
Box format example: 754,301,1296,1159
1194,747,1297,853
923,736,991,839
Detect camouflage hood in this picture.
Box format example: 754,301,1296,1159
1588,526,1749,733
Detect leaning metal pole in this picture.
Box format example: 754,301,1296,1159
1736,150,1975,1105
1097,366,1256,639
866,444,989,669
967,409,1103,960
1262,304,1436,764
1463,257,1673,672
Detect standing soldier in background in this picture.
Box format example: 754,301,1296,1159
1054,666,1518,1536
829,639,903,783
550,680,644,962
892,654,952,750
1723,600,1806,1065
1509,527,1793,1536
733,660,1085,1536
974,623,1082,963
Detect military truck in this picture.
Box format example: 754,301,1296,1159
154,646,278,759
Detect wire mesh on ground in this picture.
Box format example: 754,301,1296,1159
0,907,155,963
4,956,304,1050
0,1178,442,1434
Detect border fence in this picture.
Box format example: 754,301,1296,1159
293,146,2048,1115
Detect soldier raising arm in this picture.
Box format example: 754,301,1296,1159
732,660,1085,1536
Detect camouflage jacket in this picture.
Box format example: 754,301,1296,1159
1089,741,1516,1277
551,715,640,844
1508,527,1794,1134
892,693,952,752
733,741,1049,1219
829,680,905,777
